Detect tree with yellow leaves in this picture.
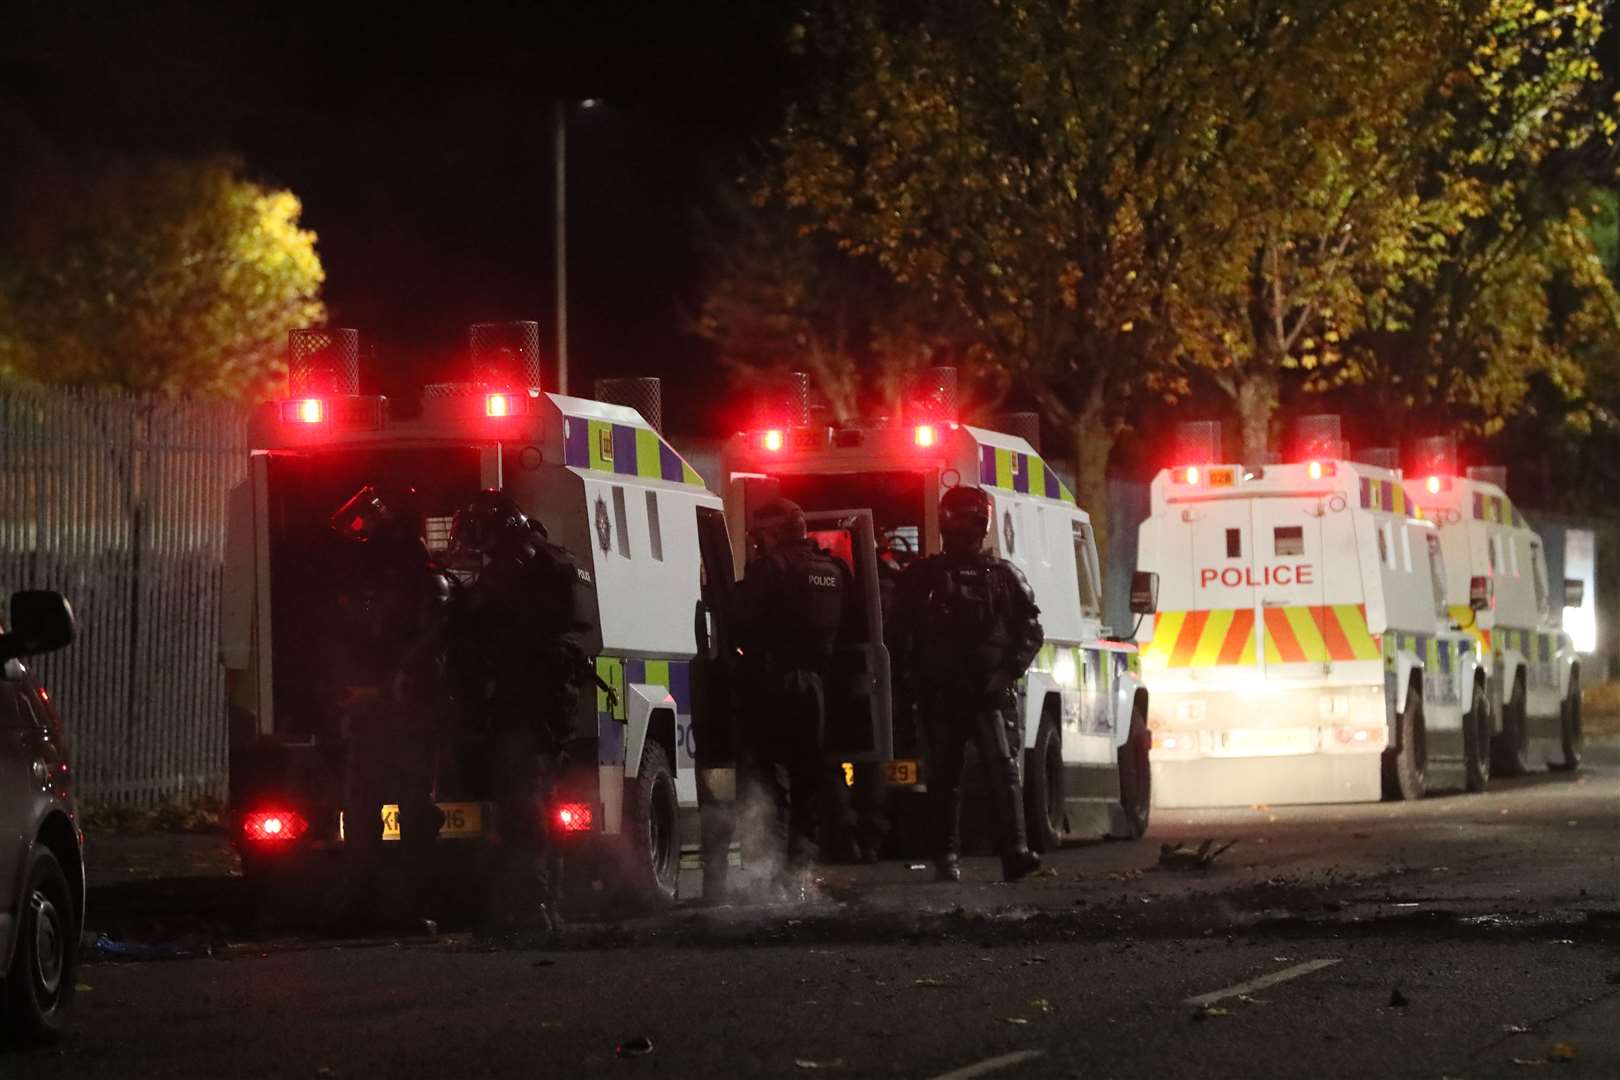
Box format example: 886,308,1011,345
0,155,325,399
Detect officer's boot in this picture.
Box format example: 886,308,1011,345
996,784,1040,883
986,732,1039,883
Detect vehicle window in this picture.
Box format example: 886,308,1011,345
645,490,664,562
1426,534,1448,621
1375,526,1389,567
1274,526,1304,557
1073,521,1103,620
1509,535,1521,578
1226,528,1242,558
1400,526,1413,573
612,486,630,559
1530,539,1549,615
1488,533,1498,574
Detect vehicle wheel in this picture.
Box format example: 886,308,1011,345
1110,702,1152,840
1024,712,1064,853
1381,683,1427,801
3,847,78,1047
1491,674,1530,777
1463,677,1491,793
1551,669,1582,772
623,740,679,908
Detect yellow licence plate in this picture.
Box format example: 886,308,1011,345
351,802,487,841
884,759,920,786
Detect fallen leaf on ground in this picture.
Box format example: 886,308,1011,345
794,1059,845,1070
913,976,955,988
998,1017,1029,1026
1158,839,1237,870
1547,1044,1577,1063
1029,998,1053,1013
1191,1006,1229,1021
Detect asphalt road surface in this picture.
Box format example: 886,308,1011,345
20,759,1620,1079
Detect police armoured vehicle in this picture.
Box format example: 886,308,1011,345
1406,437,1584,775
1136,417,1487,808
720,369,1151,848
221,325,737,907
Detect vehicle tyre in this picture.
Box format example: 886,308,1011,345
1110,701,1152,840
1381,683,1427,801
1463,677,1491,793
1491,674,1530,777
1551,668,1582,772
3,846,78,1047
623,740,679,909
1024,710,1064,853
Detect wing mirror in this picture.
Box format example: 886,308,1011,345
0,591,76,662
1468,575,1493,612
1564,578,1584,609
1129,571,1160,616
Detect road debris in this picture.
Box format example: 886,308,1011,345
794,1058,845,1070
1190,1005,1229,1022
615,1036,654,1058
998,1017,1029,1026
1158,840,1237,870
1547,1043,1577,1063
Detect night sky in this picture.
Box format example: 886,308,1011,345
3,1,803,433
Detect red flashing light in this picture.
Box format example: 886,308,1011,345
242,809,308,844
555,803,593,833
1183,466,1200,485
485,392,527,418
761,429,785,452
1306,461,1336,481
1426,475,1441,495
914,424,937,448
282,398,325,424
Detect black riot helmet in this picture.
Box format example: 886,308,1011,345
750,497,807,555
451,490,542,556
938,485,992,552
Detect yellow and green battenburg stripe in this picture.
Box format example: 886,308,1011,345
565,416,705,487
979,445,1075,504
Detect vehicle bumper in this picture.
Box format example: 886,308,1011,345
1148,685,1387,808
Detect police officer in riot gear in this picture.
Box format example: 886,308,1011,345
894,485,1044,883
328,484,452,934
451,489,597,929
731,498,849,896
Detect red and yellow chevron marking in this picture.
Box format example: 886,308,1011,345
1262,604,1380,664
1144,604,1379,669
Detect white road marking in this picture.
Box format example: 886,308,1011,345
927,1048,1048,1080
1184,957,1342,1008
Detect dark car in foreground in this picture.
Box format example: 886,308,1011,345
0,590,81,1046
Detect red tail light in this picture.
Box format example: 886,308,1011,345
242,809,309,844
281,398,325,424
760,429,784,452
914,424,937,447
555,803,593,833
486,392,520,418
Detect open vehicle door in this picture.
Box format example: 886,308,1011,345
804,509,894,764
692,505,737,768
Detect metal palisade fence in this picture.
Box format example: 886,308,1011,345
0,384,247,806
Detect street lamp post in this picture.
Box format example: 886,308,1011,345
553,98,568,396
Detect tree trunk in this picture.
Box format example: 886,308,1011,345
1071,390,1116,570
1236,369,1279,466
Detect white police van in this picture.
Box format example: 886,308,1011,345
1406,438,1584,774
221,324,736,908
720,372,1151,848
1136,419,1487,808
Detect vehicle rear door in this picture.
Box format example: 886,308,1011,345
804,509,894,764
1182,495,1259,676
1251,497,1327,678
692,505,737,769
